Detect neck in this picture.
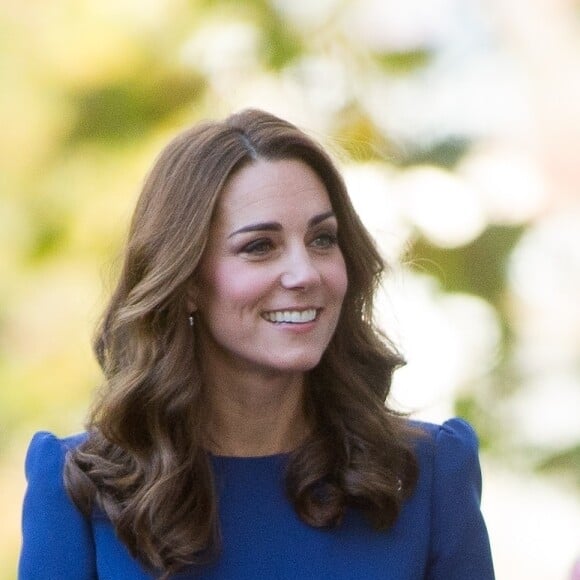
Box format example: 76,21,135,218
203,368,311,457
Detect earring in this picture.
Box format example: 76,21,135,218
188,314,195,328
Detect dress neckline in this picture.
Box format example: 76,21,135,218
209,450,291,462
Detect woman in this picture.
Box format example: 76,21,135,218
19,109,494,579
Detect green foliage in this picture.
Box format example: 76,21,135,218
259,16,303,70
195,0,304,70
65,69,205,145
454,391,500,452
26,213,67,262
376,49,433,74
398,137,472,169
537,445,580,491
408,225,525,306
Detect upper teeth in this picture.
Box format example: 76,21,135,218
263,309,317,323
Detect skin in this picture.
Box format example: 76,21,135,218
190,158,348,456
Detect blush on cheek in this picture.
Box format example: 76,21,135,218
211,264,272,306
326,261,348,302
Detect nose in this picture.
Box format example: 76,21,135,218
280,246,321,290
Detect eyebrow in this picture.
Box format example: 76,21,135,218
228,210,336,238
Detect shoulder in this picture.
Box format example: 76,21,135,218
405,417,484,513
411,416,479,447
23,431,89,501
26,430,88,456
20,432,97,579
410,417,481,477
24,431,88,475
405,419,494,578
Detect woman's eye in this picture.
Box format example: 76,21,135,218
311,232,338,249
241,239,274,255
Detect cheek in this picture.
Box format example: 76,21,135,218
201,261,273,311
327,256,348,302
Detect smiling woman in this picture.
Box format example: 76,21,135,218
192,159,348,388
18,110,494,579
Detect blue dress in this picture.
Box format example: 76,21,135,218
19,418,494,579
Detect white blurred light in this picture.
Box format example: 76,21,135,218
360,54,529,147
507,373,580,449
378,273,459,420
508,208,580,377
509,209,580,310
342,163,412,262
484,462,580,580
396,165,487,247
282,56,350,118
438,292,502,382
507,207,580,454
227,75,327,134
377,272,501,422
271,0,340,29
343,0,455,52
460,145,548,224
180,21,260,77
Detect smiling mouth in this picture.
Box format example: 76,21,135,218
262,308,318,324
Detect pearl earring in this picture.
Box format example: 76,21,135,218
188,314,195,328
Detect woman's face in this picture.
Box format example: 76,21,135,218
192,158,348,380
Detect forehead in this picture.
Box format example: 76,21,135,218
214,158,333,226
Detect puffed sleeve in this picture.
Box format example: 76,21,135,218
19,431,97,580
427,418,495,579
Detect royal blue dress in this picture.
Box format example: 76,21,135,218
19,418,494,579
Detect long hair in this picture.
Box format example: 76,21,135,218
64,109,419,577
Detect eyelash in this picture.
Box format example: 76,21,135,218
311,232,339,248
240,232,339,256
241,238,274,256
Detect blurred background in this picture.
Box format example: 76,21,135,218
1,0,579,577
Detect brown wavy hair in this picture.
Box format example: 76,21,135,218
64,109,419,577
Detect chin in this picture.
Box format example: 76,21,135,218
271,354,324,374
